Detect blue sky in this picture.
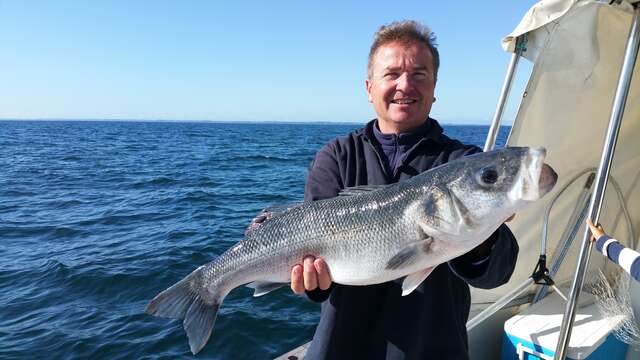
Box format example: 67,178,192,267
0,1,537,124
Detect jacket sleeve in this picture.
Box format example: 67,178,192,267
304,143,342,202
446,144,519,289
595,235,640,282
448,224,519,289
303,143,341,302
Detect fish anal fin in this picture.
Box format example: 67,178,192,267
246,281,286,297
402,267,435,296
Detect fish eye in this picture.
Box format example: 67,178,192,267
479,167,499,185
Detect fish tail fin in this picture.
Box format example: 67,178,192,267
183,296,220,354
145,267,223,354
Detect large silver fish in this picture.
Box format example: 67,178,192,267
145,146,557,354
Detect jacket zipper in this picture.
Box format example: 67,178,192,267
364,138,392,184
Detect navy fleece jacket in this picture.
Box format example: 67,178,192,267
303,118,518,360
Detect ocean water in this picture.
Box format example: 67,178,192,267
0,121,509,359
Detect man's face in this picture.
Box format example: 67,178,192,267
366,41,436,133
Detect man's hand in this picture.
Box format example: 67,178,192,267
290,256,332,294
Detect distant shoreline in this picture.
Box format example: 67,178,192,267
0,118,511,127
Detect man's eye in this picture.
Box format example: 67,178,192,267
413,72,433,81
384,73,399,79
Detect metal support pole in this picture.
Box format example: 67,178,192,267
483,36,525,151
533,172,595,303
467,277,534,330
533,194,590,303
554,6,640,359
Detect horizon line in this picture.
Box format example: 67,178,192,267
0,118,512,127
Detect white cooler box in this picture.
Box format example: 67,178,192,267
501,292,628,360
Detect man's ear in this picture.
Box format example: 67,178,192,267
365,79,373,103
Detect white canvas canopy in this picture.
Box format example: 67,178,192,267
469,0,640,358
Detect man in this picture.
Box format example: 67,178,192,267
283,20,519,359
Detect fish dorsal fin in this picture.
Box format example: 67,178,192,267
246,281,286,297
338,185,387,197
401,267,435,296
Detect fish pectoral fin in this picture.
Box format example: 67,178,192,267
338,184,388,196
386,235,434,270
401,267,435,296
246,281,286,297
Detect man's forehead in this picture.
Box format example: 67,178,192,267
383,63,429,71
373,42,433,67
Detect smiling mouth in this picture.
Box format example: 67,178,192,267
391,99,416,105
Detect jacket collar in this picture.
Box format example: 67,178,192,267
361,118,445,145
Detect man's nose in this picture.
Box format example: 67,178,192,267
396,72,413,91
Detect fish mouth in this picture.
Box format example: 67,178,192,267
538,163,558,196
511,147,557,201
528,147,557,197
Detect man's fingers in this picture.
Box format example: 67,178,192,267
303,256,318,290
290,265,304,294
314,258,332,290
291,256,332,294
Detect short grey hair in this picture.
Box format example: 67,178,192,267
367,20,440,82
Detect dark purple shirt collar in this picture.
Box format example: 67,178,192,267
371,118,437,178
372,119,435,146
